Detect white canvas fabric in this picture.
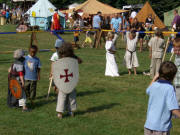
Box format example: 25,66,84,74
26,0,65,18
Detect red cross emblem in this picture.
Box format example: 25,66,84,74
60,69,73,83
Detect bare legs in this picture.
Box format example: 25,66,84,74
128,67,137,75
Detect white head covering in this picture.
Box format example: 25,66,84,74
55,39,63,48
13,49,25,59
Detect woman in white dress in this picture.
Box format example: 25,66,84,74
105,32,120,77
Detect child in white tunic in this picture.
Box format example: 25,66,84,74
125,31,139,75
56,42,82,119
50,39,63,93
105,32,119,77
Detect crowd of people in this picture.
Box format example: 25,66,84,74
0,7,26,25
70,10,157,51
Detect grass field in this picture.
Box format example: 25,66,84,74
0,25,180,135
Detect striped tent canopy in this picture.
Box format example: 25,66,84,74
62,0,127,15
136,1,166,29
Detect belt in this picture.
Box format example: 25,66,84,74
127,49,136,65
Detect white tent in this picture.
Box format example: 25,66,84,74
26,0,65,30
26,0,65,17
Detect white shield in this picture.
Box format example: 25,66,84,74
52,57,79,94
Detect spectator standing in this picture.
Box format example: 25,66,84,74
92,11,102,48
110,13,122,46
172,9,180,31
5,10,10,24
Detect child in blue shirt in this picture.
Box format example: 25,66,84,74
144,61,180,135
24,45,41,102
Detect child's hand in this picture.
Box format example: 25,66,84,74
78,58,83,64
8,67,11,73
22,83,25,89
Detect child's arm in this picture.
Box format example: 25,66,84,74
149,47,152,58
126,32,130,40
135,32,139,42
37,59,42,80
149,73,159,86
172,110,180,118
108,48,116,54
19,74,24,88
37,68,41,80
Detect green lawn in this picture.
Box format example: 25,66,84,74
0,25,180,135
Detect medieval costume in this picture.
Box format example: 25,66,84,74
7,49,28,111
52,9,60,30
105,40,119,77
124,32,139,69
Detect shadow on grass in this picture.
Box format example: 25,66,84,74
36,93,57,100
29,93,57,109
30,98,57,109
76,103,120,115
119,69,150,75
77,89,105,97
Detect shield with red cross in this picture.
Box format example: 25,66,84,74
52,57,79,94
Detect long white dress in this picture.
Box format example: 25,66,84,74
124,32,139,69
105,41,120,77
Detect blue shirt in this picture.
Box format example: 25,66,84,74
93,15,101,28
24,55,41,81
145,80,179,131
6,12,9,18
110,17,122,32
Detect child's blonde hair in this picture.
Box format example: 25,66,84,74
106,32,114,41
